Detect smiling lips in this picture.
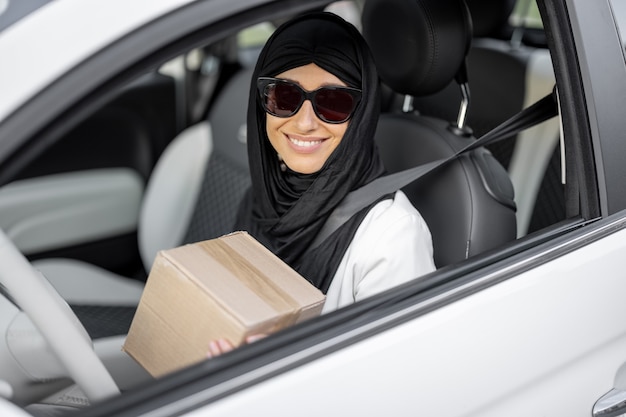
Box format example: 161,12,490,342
287,135,324,150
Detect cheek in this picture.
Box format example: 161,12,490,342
329,123,349,148
265,118,282,149
332,124,348,138
266,117,279,132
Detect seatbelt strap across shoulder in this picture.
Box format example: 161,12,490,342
308,88,559,251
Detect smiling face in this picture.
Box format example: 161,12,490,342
265,63,350,174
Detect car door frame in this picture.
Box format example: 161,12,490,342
77,0,626,414
3,0,626,414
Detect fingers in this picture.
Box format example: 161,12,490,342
245,333,267,344
206,334,268,359
206,338,234,359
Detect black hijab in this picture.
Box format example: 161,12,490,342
235,12,387,293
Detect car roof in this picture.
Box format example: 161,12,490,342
0,0,56,33
0,0,195,122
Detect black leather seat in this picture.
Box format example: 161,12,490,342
362,0,517,268
407,0,563,237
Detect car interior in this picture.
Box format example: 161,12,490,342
0,0,563,412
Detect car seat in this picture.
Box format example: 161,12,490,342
26,67,253,388
407,0,562,237
362,0,517,268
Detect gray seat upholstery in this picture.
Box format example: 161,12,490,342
26,68,253,389
181,68,252,245
362,0,517,267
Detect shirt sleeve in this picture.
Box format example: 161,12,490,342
351,195,436,302
322,191,436,313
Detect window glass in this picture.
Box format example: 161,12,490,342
237,21,275,67
234,2,361,66
237,21,275,49
510,0,543,29
326,0,362,30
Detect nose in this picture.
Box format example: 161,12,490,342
293,99,319,131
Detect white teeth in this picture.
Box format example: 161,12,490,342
289,137,321,147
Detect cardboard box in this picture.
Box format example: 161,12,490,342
122,231,325,377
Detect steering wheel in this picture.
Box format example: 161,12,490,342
0,229,119,403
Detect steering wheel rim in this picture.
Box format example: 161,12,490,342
0,229,119,403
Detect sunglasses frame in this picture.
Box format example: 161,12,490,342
257,77,362,124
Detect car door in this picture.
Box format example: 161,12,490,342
194,0,626,414
2,0,625,415
177,223,626,417
74,0,626,415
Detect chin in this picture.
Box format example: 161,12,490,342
285,160,324,175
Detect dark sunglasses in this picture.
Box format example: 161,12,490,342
257,77,362,124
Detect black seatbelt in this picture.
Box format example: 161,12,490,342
308,88,559,251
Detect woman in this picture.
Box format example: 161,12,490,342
208,11,435,356
237,11,435,308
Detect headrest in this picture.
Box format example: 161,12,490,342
362,0,472,97
466,0,515,37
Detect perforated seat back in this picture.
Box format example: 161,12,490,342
182,68,253,244
137,68,252,270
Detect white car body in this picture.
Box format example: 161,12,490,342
1,0,626,416
197,225,626,416
0,0,194,122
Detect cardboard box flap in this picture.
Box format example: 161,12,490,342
123,231,325,377
163,244,283,328
220,233,324,302
168,233,325,320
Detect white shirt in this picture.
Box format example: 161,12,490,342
322,190,436,313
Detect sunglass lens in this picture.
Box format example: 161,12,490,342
314,89,355,123
265,83,303,117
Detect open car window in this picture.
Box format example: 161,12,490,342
3,0,626,415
